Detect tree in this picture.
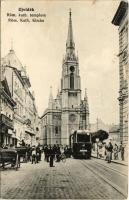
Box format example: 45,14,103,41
91,129,109,143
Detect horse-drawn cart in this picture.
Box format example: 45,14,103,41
16,147,28,164
0,149,20,170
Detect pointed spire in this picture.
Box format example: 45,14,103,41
49,86,53,100
10,38,14,53
11,38,13,50
56,88,60,99
48,86,53,108
66,8,75,51
84,88,89,108
84,88,88,101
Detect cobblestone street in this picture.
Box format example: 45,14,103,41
1,157,127,199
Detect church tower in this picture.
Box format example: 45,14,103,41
61,9,81,145
41,10,89,146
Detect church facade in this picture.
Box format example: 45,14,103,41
41,10,89,146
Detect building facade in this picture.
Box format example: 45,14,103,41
1,48,40,146
112,1,128,159
41,10,89,146
108,125,120,144
0,78,16,146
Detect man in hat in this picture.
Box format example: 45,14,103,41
106,139,113,163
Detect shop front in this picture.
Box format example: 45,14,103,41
0,114,14,147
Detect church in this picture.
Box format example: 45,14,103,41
41,10,89,146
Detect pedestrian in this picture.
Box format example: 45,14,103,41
56,145,61,162
119,141,124,161
27,144,31,162
36,145,40,163
49,146,55,167
106,139,113,163
31,146,37,164
98,147,103,158
43,145,47,161
113,143,118,160
47,146,51,162
38,145,42,161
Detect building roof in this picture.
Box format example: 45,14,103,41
2,49,23,70
1,78,11,97
2,49,31,87
112,1,128,26
1,78,16,107
109,125,120,133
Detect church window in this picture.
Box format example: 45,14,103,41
82,115,86,120
72,105,73,108
55,126,58,134
70,73,74,89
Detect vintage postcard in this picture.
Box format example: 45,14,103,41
0,0,128,199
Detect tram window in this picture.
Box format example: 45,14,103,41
77,134,90,142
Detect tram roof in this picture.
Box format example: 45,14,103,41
76,130,90,134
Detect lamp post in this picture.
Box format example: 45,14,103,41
96,138,99,158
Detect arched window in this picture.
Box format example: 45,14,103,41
70,73,74,89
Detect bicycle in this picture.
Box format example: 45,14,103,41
60,153,66,163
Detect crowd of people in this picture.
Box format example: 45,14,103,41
0,140,72,167
97,140,125,163
43,144,72,167
0,139,125,166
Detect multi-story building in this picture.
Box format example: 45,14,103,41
41,10,89,146
0,78,16,146
112,1,128,159
108,125,120,144
1,48,40,146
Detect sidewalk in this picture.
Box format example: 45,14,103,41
91,151,128,166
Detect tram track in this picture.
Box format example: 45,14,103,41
92,158,127,177
80,159,128,198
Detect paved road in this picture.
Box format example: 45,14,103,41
1,157,127,199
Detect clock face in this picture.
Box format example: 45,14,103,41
69,114,76,122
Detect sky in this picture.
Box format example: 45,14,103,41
1,0,121,124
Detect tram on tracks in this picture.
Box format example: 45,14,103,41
69,130,92,159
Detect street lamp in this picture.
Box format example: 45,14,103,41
96,138,99,158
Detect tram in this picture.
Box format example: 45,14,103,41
69,130,92,159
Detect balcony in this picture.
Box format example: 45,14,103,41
0,114,14,130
